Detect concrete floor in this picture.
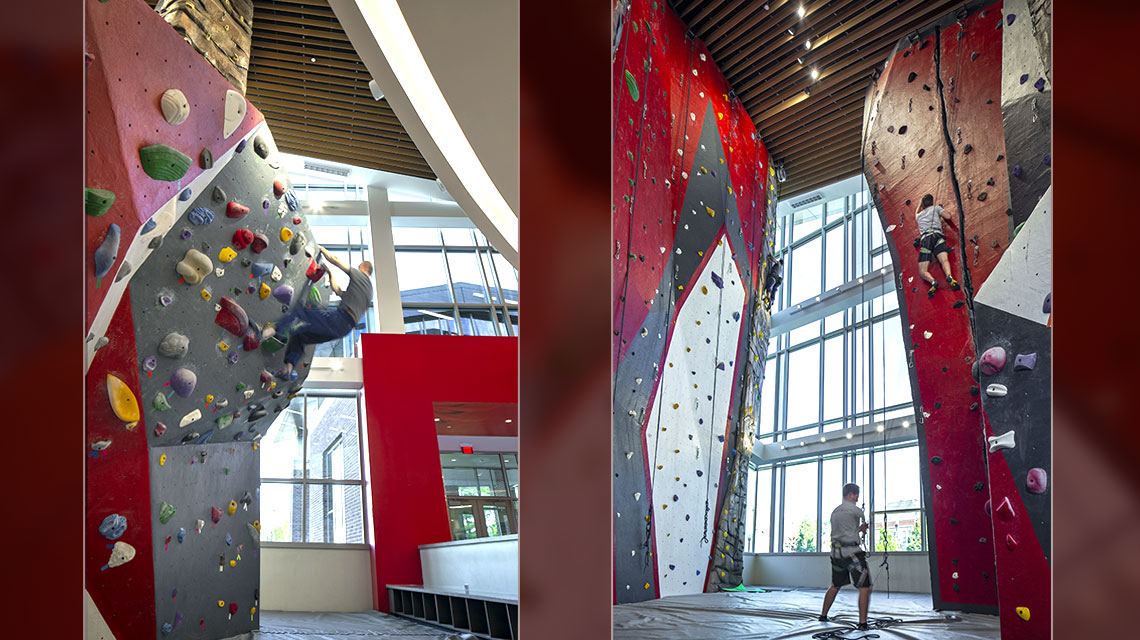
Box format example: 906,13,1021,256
614,587,1001,640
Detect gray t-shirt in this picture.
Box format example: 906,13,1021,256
830,501,866,557
337,268,373,323
915,205,944,235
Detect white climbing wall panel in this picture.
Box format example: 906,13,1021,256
973,186,1051,325
644,237,747,597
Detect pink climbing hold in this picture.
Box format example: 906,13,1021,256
1026,468,1047,494
232,229,254,250
215,297,249,337
995,496,1015,522
260,370,273,384
273,180,286,198
984,499,991,516
980,346,1007,375
211,506,223,524
226,201,250,219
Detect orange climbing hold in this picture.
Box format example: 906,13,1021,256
107,374,140,424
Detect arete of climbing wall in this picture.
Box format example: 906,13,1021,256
84,1,324,638
612,0,774,603
860,0,1051,637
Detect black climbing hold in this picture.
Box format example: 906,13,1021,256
952,559,959,565
934,402,941,409
970,385,979,396
253,136,269,159
919,39,929,50
970,402,978,411
950,518,958,524
953,300,965,309
983,573,989,579
972,361,980,381
965,356,972,363
918,149,925,158
977,192,988,202
1005,208,1013,217
986,99,993,104
907,71,917,83
986,177,996,186
212,185,226,202
937,165,943,172
974,482,985,491
903,50,910,58
898,125,907,135
929,105,935,110
905,199,912,206
923,84,932,91
887,126,895,134
980,538,987,543
971,51,979,61
931,456,942,466
953,584,960,593
942,366,948,372
963,144,973,155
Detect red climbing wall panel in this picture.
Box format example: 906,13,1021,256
85,290,155,640
361,334,518,612
85,0,264,325
864,4,1051,636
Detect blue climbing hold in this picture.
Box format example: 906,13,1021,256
161,622,173,636
177,527,186,543
196,429,215,444
141,218,157,235
1043,153,1051,166
179,188,192,201
99,513,127,540
1042,292,1051,314
236,139,247,153
1034,77,1046,92
251,262,273,278
94,224,121,279
188,207,214,225
1019,73,1029,85
1012,164,1022,177
285,189,299,212
1007,13,1016,25
225,532,233,546
710,272,724,289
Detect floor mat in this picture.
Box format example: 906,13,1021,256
252,610,470,639
613,587,1000,640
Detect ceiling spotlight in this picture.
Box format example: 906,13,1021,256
820,436,827,443
797,6,806,18
903,420,910,428
876,424,885,432
310,57,317,63
797,57,805,65
804,40,812,50
810,67,820,80
846,432,853,439
787,28,795,36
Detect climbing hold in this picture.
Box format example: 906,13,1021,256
258,282,271,300
273,179,286,198
887,126,894,134
113,260,133,283
280,227,293,242
995,496,1015,522
1026,468,1048,494
226,201,250,219
253,136,269,159
309,286,323,305
907,71,917,83
1042,153,1051,165
1012,164,1022,177
218,246,237,263
985,383,1007,397
306,259,326,282
898,125,907,135
285,190,299,211
170,368,197,398
248,409,268,422
94,223,121,279
200,148,213,169
232,229,254,250
923,331,932,340
99,514,127,540
217,413,234,430
85,188,115,217
187,207,214,226
101,541,136,570
153,392,172,412
988,430,1015,453
158,332,190,359
1007,13,1016,25
180,408,201,428
1016,607,1030,621
139,143,192,182
159,501,177,524
223,90,246,138
211,505,223,524
247,522,260,547
976,191,988,202
271,266,282,282
251,262,273,278
1013,353,1037,371
179,188,192,202
160,89,190,126
251,233,269,253
215,297,249,336
175,248,213,285
226,500,238,516
980,347,1006,375
236,139,247,154
931,456,942,466
106,374,140,424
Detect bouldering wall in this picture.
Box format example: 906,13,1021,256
860,0,1050,637
84,1,323,638
612,0,775,603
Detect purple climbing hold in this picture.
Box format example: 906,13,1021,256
696,470,704,477
1042,293,1051,314
980,346,1007,376
1014,353,1037,371
1019,73,1029,85
173,611,183,631
1007,13,1016,25
272,284,294,305
1043,153,1051,166
1012,164,1022,177
143,355,157,371
1034,77,1045,92
236,139,247,153
94,224,121,279
262,197,270,210
716,362,725,371
170,367,197,398
710,272,724,289
1026,468,1048,494
187,207,214,225
672,495,678,502
180,228,192,240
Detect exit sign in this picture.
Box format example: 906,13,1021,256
460,445,474,454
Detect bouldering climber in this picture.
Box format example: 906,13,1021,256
914,194,961,298
819,483,873,630
261,247,373,381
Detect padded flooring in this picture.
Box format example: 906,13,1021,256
247,610,469,639
613,587,1001,639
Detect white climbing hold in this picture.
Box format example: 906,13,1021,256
923,411,931,419
924,331,933,339
700,53,706,61
936,484,942,490
660,247,667,254
626,452,634,459
243,389,255,399
634,492,641,501
180,409,202,428
215,268,225,277
986,383,1008,397
885,224,896,233
952,572,959,579
271,266,282,282
635,378,643,384
908,277,914,283
909,324,915,329
160,89,190,126
988,430,1016,453
223,90,246,138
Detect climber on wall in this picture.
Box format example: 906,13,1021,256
262,246,373,381
915,193,961,298
819,483,873,630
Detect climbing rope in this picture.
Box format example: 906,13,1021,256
702,245,730,546
811,616,906,640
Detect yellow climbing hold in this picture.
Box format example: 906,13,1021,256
672,403,679,409
227,500,237,516
218,247,237,263
1016,607,1030,621
718,112,724,120
697,250,704,256
705,206,716,216
260,282,271,299
644,583,651,589
700,166,707,174
229,560,237,567
201,289,211,301
107,374,140,423
218,341,229,352
280,227,293,242
160,454,167,467
253,520,261,531
206,394,214,405
701,286,708,294
218,601,225,608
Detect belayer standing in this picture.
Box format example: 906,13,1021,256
819,483,872,630
914,194,960,298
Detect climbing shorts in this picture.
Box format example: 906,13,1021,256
918,232,949,263
831,550,872,589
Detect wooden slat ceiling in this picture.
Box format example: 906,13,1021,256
150,0,435,179
671,0,964,198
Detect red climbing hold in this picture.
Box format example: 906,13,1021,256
980,346,1007,375
232,229,254,250
292,216,302,225
1006,534,1018,550
211,506,222,524
251,233,269,254
226,201,250,219
306,259,326,282
243,329,261,352
995,496,1015,522
273,180,286,198
215,297,249,337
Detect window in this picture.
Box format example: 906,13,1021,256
260,392,367,545
782,461,818,552
441,453,518,540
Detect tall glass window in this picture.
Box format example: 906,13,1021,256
440,452,519,540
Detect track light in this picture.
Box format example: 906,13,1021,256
797,6,806,18
810,67,819,80
804,40,812,50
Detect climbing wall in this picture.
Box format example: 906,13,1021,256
860,1,1051,636
612,0,773,603
84,1,321,638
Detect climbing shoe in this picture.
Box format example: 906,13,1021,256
927,281,939,298
856,622,870,631
947,277,961,291
275,369,298,382
818,615,830,622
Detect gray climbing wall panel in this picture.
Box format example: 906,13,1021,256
129,123,317,450
149,442,260,638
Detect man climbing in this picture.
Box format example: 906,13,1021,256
262,246,373,381
915,193,960,298
819,483,872,630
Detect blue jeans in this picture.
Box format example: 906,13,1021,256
276,307,355,368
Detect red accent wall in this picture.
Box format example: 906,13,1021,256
361,334,518,611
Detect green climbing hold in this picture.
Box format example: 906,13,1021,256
628,151,635,163
632,21,637,33
1013,221,1026,239
235,382,246,392
262,335,287,354
217,414,234,430
309,286,322,305
139,143,191,182
153,392,171,411
159,501,176,524
720,584,769,592
625,70,640,102
85,188,115,217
